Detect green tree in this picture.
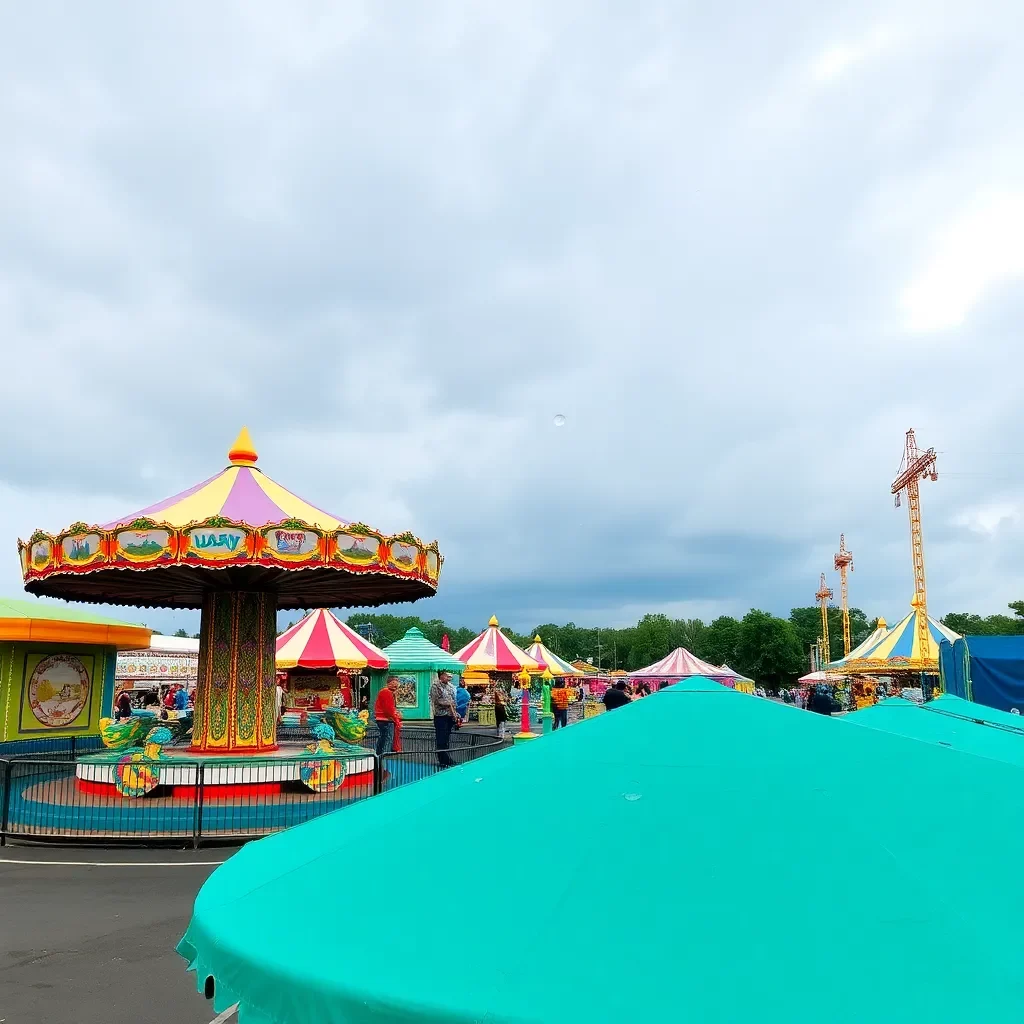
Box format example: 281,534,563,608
701,616,741,668
734,610,805,691
173,628,189,638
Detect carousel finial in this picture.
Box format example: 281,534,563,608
488,614,499,627
228,427,258,467
534,634,542,643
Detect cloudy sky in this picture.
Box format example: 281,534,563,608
2,1,1023,634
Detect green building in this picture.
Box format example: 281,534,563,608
0,598,151,750
370,627,465,720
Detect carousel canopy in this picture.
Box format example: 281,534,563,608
453,616,540,675
846,697,1024,769
276,609,388,671
827,617,891,670
379,627,465,674
841,601,959,674
525,636,583,678
19,429,442,611
629,646,733,681
718,663,753,684
178,674,1024,1023
570,658,603,676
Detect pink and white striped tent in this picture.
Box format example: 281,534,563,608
629,647,735,683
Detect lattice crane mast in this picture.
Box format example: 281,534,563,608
891,428,937,666
815,572,834,669
833,534,854,658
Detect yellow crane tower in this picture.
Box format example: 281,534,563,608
891,428,938,666
834,534,854,658
815,572,834,669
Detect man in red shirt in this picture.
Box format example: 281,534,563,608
374,676,403,756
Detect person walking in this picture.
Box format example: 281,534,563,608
374,676,403,757
494,685,509,740
430,670,458,768
551,683,570,730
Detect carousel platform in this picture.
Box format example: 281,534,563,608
74,742,375,798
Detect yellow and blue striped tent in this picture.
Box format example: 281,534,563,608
827,617,892,671
841,600,960,674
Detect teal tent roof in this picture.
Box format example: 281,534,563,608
926,692,1024,734
377,626,465,673
179,684,1024,1023
846,697,1024,768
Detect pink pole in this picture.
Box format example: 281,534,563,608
520,686,531,734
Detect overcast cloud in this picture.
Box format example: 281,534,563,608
2,0,1023,634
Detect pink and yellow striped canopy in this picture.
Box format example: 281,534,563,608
103,428,347,531
454,616,540,675
526,636,583,677
276,609,388,671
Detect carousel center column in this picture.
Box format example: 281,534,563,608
191,590,278,753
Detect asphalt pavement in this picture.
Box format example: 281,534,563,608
0,846,238,1024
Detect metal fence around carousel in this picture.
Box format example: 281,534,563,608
0,727,504,849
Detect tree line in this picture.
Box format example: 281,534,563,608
164,600,1024,691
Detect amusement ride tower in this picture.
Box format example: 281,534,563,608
815,572,834,670
891,428,937,674
833,534,854,658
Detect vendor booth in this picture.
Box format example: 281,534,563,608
276,609,388,721
0,597,150,751
942,635,1024,713
370,627,466,721
453,616,540,725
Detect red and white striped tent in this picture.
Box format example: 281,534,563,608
276,609,389,671
454,615,540,679
629,647,735,683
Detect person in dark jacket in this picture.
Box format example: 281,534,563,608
602,681,631,710
808,684,834,716
114,691,134,721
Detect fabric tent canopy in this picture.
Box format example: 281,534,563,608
841,600,959,674
525,636,582,678
925,692,1024,734
453,616,540,676
380,627,466,673
275,609,388,671
845,696,1024,768
629,646,733,681
827,617,892,670
947,635,1024,712
178,680,1024,1023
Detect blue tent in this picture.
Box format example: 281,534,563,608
950,636,1024,712
938,638,958,696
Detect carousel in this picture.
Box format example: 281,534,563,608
18,428,441,803
838,599,959,700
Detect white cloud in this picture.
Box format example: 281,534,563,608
810,25,899,84
901,190,1024,332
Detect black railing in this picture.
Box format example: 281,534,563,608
0,731,504,848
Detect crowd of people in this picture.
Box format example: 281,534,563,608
113,683,193,721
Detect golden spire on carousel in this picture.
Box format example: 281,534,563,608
227,426,259,467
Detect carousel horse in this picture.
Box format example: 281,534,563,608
99,715,149,750
298,724,347,793
322,707,367,744
113,726,174,798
